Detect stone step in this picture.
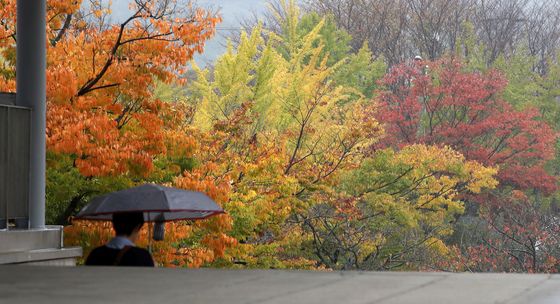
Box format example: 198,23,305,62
0,247,82,265
0,226,64,252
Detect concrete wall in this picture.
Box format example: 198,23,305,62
0,93,82,266
0,101,31,229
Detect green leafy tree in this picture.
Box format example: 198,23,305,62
298,145,497,270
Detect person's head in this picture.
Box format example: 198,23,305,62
112,212,145,241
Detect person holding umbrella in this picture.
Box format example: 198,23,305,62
76,184,225,267
85,211,154,267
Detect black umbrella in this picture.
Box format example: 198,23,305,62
74,184,224,241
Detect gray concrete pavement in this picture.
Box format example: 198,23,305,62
1,266,558,304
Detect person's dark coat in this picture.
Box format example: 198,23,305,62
85,245,154,267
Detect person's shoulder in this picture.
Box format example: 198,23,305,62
87,245,110,257
128,247,150,256
85,245,115,265
89,245,109,253
129,247,153,260
123,247,154,266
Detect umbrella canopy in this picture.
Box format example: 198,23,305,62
75,184,224,222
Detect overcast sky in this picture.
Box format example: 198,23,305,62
196,0,268,65
100,0,268,65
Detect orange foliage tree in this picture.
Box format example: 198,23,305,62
44,0,219,177
0,0,238,267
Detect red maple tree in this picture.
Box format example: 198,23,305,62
375,57,559,272
376,58,556,194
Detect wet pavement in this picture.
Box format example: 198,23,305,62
1,266,558,304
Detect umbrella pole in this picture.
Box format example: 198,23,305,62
147,212,153,254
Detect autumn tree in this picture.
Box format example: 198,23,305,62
297,145,497,270
45,0,218,223
376,57,559,272
186,1,500,270
377,58,556,193
186,1,389,268
454,191,560,273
